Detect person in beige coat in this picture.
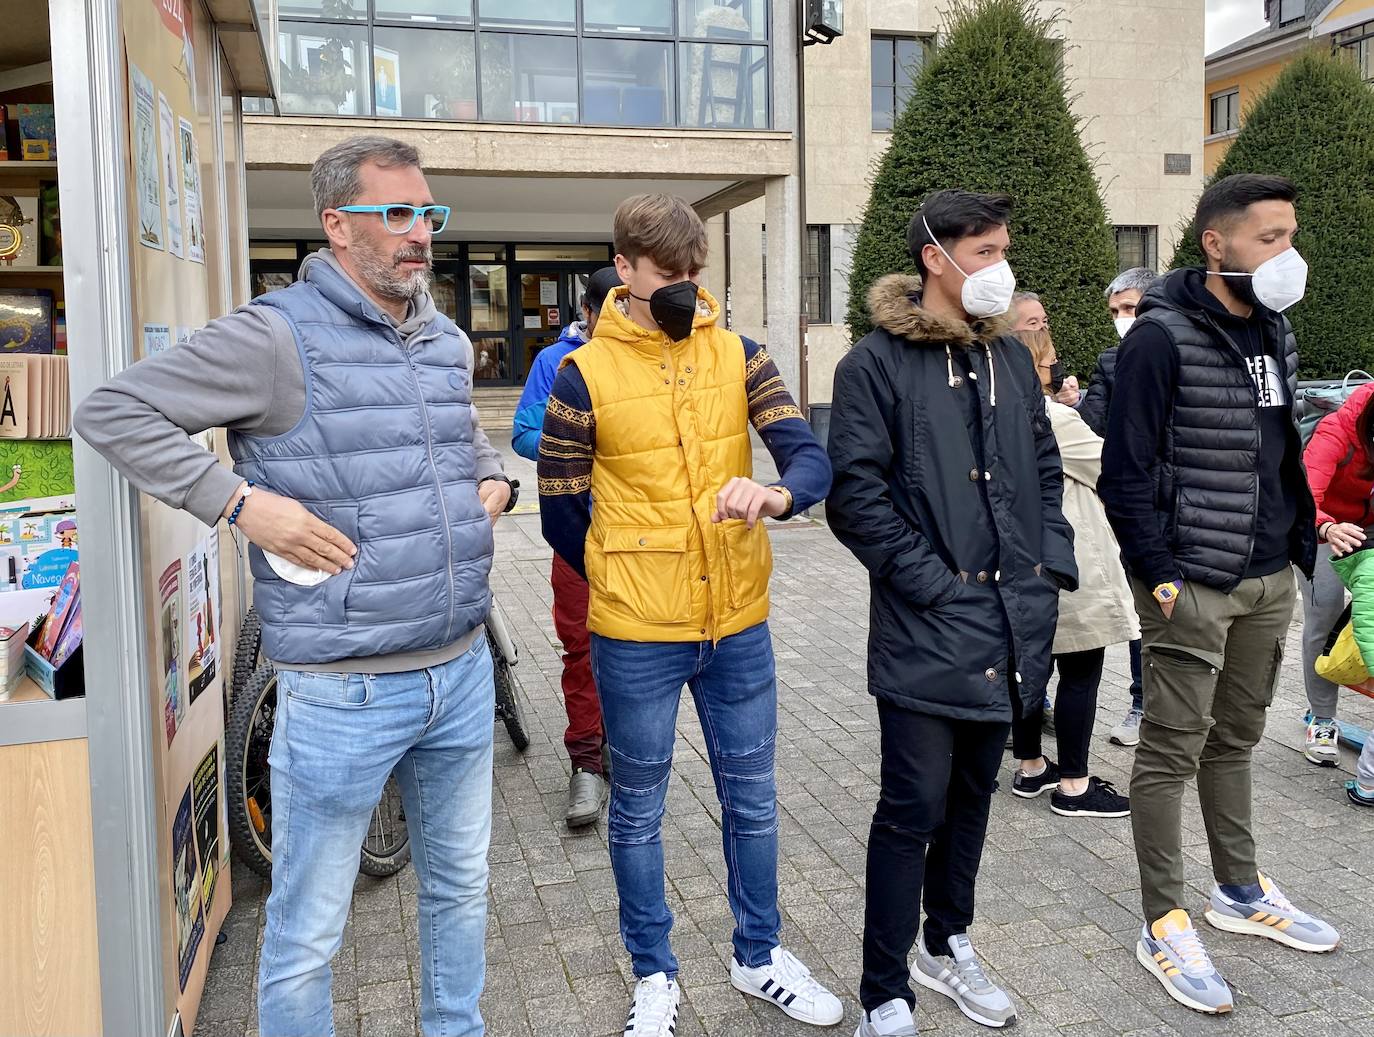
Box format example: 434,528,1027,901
1009,329,1140,818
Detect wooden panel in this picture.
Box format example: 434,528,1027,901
0,738,101,1037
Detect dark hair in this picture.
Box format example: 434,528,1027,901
907,190,1013,280
1193,174,1298,250
582,265,622,313
1357,387,1374,480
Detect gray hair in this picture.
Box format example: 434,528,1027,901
1012,291,1041,304
1105,267,1158,299
310,136,422,217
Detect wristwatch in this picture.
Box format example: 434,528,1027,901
771,484,794,520
481,474,520,513
1153,580,1183,605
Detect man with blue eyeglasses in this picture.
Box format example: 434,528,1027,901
74,135,511,1037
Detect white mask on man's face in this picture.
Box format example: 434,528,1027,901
1114,315,1135,338
1216,246,1308,312
922,216,1016,318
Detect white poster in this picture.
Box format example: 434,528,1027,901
159,93,184,258
130,63,164,251
143,323,172,355
178,116,205,265
539,279,558,305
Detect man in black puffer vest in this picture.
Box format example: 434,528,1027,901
1100,174,1330,1017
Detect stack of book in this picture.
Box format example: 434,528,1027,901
33,559,80,670
0,620,28,698
0,353,69,438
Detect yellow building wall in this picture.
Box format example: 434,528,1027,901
1320,0,1374,23
1204,56,1292,175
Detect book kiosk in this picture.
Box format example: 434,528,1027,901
0,2,275,1035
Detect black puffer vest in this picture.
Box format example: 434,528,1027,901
1138,274,1316,591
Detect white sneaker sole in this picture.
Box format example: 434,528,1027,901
1303,747,1339,768
1203,909,1340,953
1135,941,1231,1014
730,973,843,1026
1011,780,1059,799
910,964,1015,1028
1049,802,1130,818
1109,732,1140,747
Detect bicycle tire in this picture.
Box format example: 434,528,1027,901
230,607,264,704
225,664,277,880
489,629,529,752
359,773,412,877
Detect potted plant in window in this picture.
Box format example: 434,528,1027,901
425,36,480,121
278,0,361,115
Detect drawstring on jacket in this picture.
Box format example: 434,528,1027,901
944,344,998,407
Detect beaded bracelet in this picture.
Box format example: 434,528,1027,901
227,481,256,526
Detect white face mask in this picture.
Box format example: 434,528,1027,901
922,216,1017,318
1114,315,1135,338
1217,246,1308,312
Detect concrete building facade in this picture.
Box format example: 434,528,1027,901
240,0,1204,408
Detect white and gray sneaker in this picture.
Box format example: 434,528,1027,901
912,934,1017,1028
854,997,917,1036
731,946,844,1025
623,972,680,1037
1305,719,1340,767
1111,707,1144,747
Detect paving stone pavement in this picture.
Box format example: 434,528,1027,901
195,437,1374,1037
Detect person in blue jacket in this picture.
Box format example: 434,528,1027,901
512,265,620,827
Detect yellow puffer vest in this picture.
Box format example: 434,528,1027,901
566,285,772,643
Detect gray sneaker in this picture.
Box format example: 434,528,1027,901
1110,707,1144,747
912,934,1016,1028
854,997,916,1037
1136,909,1233,1014
565,768,608,828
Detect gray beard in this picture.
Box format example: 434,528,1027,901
353,239,432,301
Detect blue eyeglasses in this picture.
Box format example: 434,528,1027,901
335,204,451,234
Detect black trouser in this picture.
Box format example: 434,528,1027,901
859,698,1008,1013
1010,647,1105,779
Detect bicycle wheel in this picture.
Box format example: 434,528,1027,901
225,664,277,879
230,606,264,703
359,773,411,877
489,629,530,752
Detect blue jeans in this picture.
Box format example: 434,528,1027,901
257,637,494,1037
591,621,782,979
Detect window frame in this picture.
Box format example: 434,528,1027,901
1113,225,1158,274
870,32,933,131
1208,87,1240,136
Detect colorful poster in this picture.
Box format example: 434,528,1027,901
192,744,220,910
158,93,184,259
178,116,204,264
172,782,205,993
130,63,163,250
185,537,216,705
159,559,183,747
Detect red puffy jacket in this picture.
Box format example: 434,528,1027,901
1304,381,1374,530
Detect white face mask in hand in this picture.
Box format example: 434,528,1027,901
922,215,1017,318
1217,246,1308,312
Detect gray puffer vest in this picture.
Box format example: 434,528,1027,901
231,262,493,666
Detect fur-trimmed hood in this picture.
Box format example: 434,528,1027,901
866,273,1016,347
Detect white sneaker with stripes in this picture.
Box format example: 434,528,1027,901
623,972,680,1036
730,946,844,1025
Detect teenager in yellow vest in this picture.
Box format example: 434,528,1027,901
538,194,838,1036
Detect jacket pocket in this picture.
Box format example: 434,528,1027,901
320,504,360,627
720,520,773,610
601,525,691,625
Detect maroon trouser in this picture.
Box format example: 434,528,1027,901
551,554,605,774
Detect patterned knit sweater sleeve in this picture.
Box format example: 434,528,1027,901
537,362,595,578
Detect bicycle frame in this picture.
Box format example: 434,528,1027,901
485,597,519,668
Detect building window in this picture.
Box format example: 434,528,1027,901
1277,0,1304,25
1334,21,1374,84
1114,226,1158,273
871,35,932,131
272,0,771,127
1209,87,1240,135
805,225,831,324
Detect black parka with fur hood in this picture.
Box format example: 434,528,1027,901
826,274,1078,720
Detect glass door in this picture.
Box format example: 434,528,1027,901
468,259,514,383
517,270,568,378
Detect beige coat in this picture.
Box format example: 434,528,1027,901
1046,399,1141,654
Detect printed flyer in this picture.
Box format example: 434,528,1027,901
192,743,221,910
159,558,183,747
158,92,184,258
129,62,163,251
178,115,204,264
185,536,217,705
172,783,205,993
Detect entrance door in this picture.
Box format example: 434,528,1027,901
468,260,514,384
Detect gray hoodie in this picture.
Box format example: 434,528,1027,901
74,249,505,673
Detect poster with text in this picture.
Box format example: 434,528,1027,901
143,322,172,355
192,743,221,911
172,782,205,993
179,115,204,264
185,536,217,704
159,559,183,748
158,92,184,258
130,63,163,250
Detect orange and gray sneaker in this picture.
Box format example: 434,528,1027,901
1204,873,1341,953
1136,909,1233,1014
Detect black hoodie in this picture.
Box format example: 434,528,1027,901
1100,268,1305,590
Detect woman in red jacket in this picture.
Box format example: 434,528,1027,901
1300,382,1374,765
